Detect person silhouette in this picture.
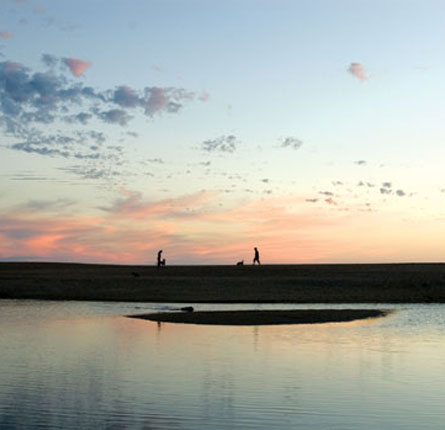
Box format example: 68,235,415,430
157,250,163,267
253,247,261,265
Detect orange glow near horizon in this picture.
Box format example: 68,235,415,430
1,192,445,264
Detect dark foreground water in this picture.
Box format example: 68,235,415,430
1,300,445,429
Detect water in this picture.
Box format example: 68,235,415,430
1,300,445,429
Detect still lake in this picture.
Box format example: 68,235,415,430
1,300,445,429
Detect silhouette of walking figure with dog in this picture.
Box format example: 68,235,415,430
157,250,166,267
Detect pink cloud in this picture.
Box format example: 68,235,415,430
348,62,368,81
4,191,433,265
63,57,92,77
104,190,219,219
144,87,168,115
0,31,13,39
4,61,25,73
0,192,337,264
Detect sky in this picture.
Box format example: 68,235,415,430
1,0,445,265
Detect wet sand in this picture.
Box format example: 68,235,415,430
129,309,388,325
2,262,445,303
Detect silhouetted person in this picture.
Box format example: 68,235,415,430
157,250,165,267
253,247,261,265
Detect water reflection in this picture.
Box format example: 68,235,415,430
1,301,445,429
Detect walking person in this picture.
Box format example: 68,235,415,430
157,250,164,267
253,247,261,265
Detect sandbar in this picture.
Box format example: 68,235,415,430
129,309,388,325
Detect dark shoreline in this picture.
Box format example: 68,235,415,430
129,309,389,325
1,262,445,303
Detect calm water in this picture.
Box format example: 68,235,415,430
1,300,445,429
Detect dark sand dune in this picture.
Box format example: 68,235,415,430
130,309,388,325
1,262,445,303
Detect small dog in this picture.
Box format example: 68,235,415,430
236,260,244,266
159,259,166,266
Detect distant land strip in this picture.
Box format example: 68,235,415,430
129,309,388,325
1,262,445,303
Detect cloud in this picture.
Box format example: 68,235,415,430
0,213,117,263
0,60,102,128
112,85,140,108
0,189,365,264
7,172,54,181
379,182,392,194
6,126,114,165
59,165,121,180
145,87,170,115
110,85,196,117
348,62,368,81
17,198,75,212
145,87,193,116
41,53,58,68
279,136,303,150
63,112,93,125
354,160,367,165
62,57,92,77
0,31,13,39
0,55,201,172
358,181,375,188
98,109,132,126
325,197,338,205
100,190,219,219
319,191,333,196
396,189,406,197
201,135,237,153
11,140,71,157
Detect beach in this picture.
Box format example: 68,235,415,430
1,262,445,303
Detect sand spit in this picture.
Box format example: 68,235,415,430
129,309,388,325
1,262,445,303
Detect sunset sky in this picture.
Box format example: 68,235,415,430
1,0,445,264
